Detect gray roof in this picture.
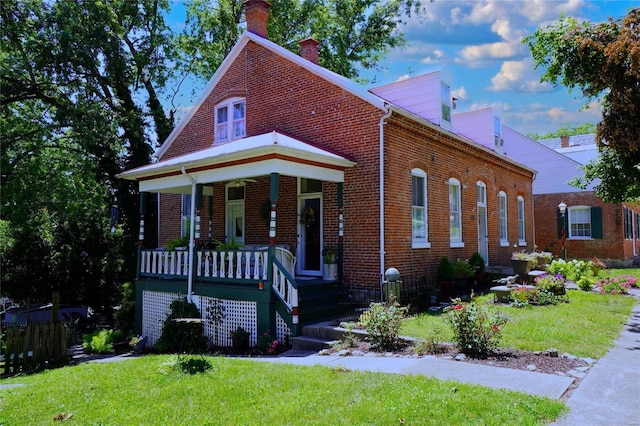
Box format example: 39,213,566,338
538,133,596,149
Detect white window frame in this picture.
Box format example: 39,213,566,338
569,205,592,239
411,168,430,248
215,97,246,143
225,182,246,244
448,178,463,248
441,82,451,124
517,196,526,246
498,191,508,246
181,194,192,238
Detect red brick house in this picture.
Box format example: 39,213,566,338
118,0,536,347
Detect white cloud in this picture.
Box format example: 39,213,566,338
457,42,523,64
489,59,553,93
452,86,468,101
420,49,445,64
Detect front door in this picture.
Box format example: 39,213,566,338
298,196,322,276
477,182,489,265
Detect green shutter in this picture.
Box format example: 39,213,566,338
591,207,603,239
557,209,567,238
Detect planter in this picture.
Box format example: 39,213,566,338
232,335,250,351
322,263,338,280
511,259,532,276
134,336,147,354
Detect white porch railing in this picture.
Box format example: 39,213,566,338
272,260,298,313
196,249,268,280
139,249,269,281
140,249,189,276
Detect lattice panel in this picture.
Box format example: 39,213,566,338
142,291,182,347
276,311,292,346
197,296,257,348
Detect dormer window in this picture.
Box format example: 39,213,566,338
215,98,246,142
441,83,451,123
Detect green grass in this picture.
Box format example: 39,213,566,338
402,272,638,359
1,355,565,425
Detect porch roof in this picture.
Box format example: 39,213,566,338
117,131,357,194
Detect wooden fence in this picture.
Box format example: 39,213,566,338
3,322,68,376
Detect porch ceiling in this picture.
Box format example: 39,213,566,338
117,131,357,194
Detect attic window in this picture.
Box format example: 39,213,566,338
441,83,451,123
215,98,246,143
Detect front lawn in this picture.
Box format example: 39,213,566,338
402,281,637,359
1,355,565,425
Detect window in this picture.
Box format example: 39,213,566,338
181,194,192,238
517,196,526,245
441,82,451,123
225,183,245,243
215,98,246,142
623,207,634,239
448,178,463,247
569,206,591,238
412,169,429,248
498,191,508,246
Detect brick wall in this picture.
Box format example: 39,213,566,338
155,40,536,288
383,114,535,279
534,192,640,261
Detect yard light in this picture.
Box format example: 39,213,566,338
558,201,567,260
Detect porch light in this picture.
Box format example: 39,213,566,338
558,201,567,215
558,201,567,260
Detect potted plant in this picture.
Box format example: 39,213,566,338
511,250,535,276
322,246,338,280
230,326,250,351
437,257,456,297
532,251,553,270
468,252,486,285
167,236,189,251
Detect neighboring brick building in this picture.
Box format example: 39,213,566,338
118,0,536,343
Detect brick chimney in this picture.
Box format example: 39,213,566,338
244,0,271,39
299,38,320,65
560,135,570,148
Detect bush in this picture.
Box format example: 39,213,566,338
444,298,508,358
468,252,485,275
437,257,456,282
594,275,637,295
82,329,123,354
155,298,207,354
359,300,407,351
255,331,280,354
176,356,212,374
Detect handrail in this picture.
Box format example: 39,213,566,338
271,258,298,321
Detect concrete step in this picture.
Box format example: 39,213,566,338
292,335,338,351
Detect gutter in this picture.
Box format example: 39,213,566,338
379,105,393,300
181,166,197,303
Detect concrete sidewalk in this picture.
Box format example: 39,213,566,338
247,351,575,399
551,296,640,425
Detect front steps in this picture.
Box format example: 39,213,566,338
292,322,367,352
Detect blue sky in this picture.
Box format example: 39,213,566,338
167,1,635,137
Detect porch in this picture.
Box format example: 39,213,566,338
118,131,358,348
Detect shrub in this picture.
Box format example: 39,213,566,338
535,273,566,295
468,252,485,275
155,298,207,354
332,322,360,351
359,300,407,351
444,298,508,358
454,259,474,279
255,331,280,354
176,356,212,374
436,257,456,282
594,275,636,295
82,329,123,354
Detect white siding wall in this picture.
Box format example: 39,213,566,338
370,69,452,130
454,108,496,150
501,126,595,194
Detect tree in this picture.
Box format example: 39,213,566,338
177,0,425,81
1,0,176,306
527,122,596,140
525,8,640,201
